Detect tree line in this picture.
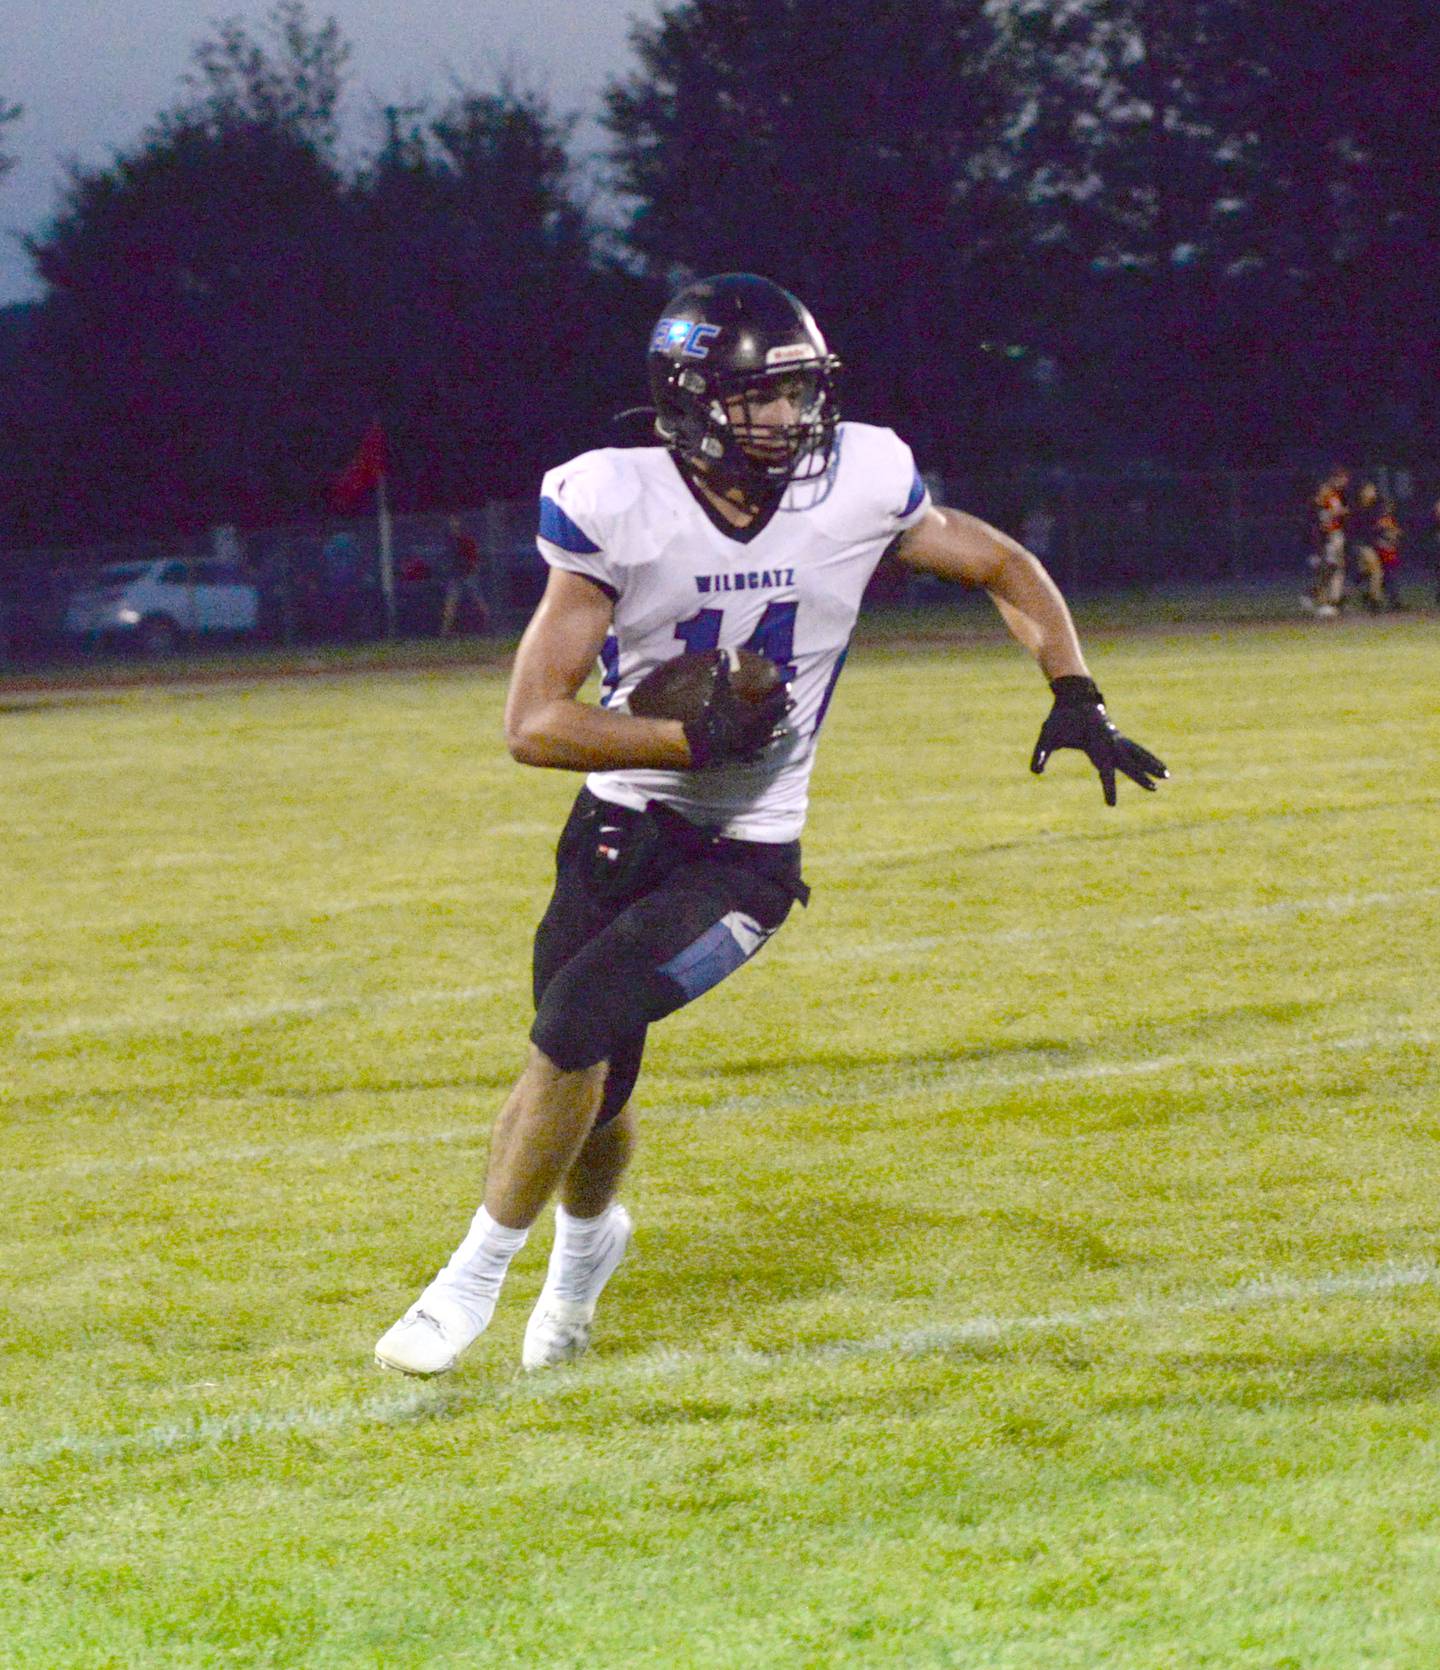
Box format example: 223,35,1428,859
1,0,1437,546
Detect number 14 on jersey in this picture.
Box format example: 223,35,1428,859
674,600,798,684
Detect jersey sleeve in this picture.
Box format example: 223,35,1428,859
887,433,931,533
837,424,931,537
536,449,641,600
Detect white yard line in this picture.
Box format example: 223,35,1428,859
19,981,512,1043
7,1257,1436,1471
40,1121,492,1180
20,1022,1434,1184
687,1022,1434,1121
830,1260,1440,1361
773,883,1440,963
814,802,1440,875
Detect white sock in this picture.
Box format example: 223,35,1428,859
547,1203,619,1304
427,1206,528,1329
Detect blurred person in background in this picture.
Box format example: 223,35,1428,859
440,515,490,638
1020,502,1057,565
1304,464,1350,617
1351,481,1385,612
1370,488,1404,612
1113,495,1149,590
322,529,365,639
1352,481,1406,612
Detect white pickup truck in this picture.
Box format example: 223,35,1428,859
63,559,261,655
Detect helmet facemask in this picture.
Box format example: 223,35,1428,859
671,361,839,498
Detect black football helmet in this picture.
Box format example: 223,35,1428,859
647,273,842,497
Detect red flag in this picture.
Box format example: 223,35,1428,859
329,421,386,512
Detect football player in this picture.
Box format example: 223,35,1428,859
1305,464,1351,617
375,273,1169,1378
1352,481,1405,613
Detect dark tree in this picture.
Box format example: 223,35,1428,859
3,98,356,534
1234,0,1440,456
604,0,1036,466
348,81,648,505
0,8,636,542
0,5,358,539
606,0,1440,470
174,0,350,151
0,99,19,185
1005,0,1440,460
993,0,1292,460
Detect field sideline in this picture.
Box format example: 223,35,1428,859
3,611,1438,1668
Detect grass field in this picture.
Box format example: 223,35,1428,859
3,609,1438,1668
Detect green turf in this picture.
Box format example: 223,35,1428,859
3,612,1438,1668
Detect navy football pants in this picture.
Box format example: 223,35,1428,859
530,789,805,1125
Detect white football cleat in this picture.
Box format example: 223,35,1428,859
522,1204,633,1372
374,1288,486,1377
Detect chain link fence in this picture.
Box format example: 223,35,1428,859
2,463,1435,666
0,502,540,667
933,462,1432,590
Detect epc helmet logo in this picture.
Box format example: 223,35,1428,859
651,318,721,359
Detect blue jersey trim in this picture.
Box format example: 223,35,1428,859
812,642,850,737
539,495,602,555
900,468,926,519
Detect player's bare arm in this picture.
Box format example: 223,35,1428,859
506,567,787,773
504,568,692,771
893,505,1169,805
892,505,1087,679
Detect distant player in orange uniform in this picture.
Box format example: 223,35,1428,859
1353,486,1405,612
1351,481,1383,610
1369,494,1403,614
1305,465,1350,617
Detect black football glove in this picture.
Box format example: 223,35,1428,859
1030,675,1169,807
683,654,790,768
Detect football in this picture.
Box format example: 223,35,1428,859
627,648,783,723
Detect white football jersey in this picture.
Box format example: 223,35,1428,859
536,422,930,840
